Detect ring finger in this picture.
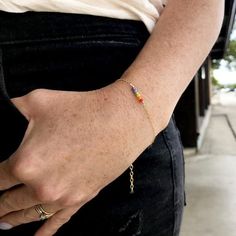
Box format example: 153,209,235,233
0,204,61,230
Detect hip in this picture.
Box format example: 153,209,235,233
0,11,185,236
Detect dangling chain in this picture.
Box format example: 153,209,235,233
129,164,135,194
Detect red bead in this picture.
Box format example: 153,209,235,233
139,98,144,103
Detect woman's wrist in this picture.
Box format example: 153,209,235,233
96,78,165,153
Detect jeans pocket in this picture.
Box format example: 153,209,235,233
1,34,145,98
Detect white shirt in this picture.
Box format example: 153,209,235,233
0,0,167,33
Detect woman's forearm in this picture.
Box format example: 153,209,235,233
113,0,224,135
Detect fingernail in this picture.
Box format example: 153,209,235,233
0,223,13,230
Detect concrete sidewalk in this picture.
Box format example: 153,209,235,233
180,91,236,236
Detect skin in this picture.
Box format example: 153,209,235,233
0,0,224,235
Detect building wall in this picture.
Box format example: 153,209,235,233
174,58,212,148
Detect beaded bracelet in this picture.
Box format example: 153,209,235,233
118,78,156,143
117,78,156,194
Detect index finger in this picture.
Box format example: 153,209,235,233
0,159,20,191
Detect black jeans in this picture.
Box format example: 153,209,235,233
0,11,185,236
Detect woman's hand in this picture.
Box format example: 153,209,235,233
0,81,156,236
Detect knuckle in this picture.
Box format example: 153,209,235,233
10,155,37,181
8,162,21,179
10,162,26,180
28,89,48,99
81,190,99,203
27,89,51,106
59,190,98,208
59,196,81,208
34,186,60,203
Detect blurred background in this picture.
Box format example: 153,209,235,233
176,1,236,235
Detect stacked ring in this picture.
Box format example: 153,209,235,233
34,204,55,220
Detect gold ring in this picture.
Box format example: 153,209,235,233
34,204,55,220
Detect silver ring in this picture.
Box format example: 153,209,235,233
34,204,55,220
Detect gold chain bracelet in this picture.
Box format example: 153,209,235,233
117,78,156,194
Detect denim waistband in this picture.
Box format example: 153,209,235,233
0,11,150,45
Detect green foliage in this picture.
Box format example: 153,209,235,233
211,76,224,89
212,76,219,86
224,40,236,70
211,59,221,70
211,19,236,86
228,83,236,89
212,19,236,70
